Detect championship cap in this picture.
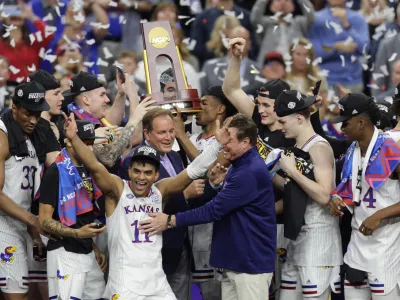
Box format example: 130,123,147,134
62,72,103,98
257,79,290,100
130,145,161,165
28,70,60,91
274,90,316,117
13,81,50,112
76,120,103,141
331,93,372,123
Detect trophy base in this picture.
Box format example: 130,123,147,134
140,89,201,113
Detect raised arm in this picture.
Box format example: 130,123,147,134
157,118,232,200
0,132,41,230
280,142,334,205
63,113,122,199
93,96,156,168
173,107,200,161
222,38,255,117
250,0,276,30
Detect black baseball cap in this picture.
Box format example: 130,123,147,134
206,86,238,117
274,90,316,117
28,70,60,91
76,120,103,141
130,145,161,165
331,93,372,123
258,79,290,100
62,72,103,98
13,81,50,112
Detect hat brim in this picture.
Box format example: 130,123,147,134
62,90,80,97
130,154,161,165
331,115,352,124
20,100,50,112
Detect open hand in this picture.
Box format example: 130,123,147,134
215,117,233,145
131,96,157,126
331,7,349,27
208,163,228,186
279,151,297,177
139,213,169,236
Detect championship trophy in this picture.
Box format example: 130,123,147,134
140,20,201,113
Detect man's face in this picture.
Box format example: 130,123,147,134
277,114,300,139
391,61,400,85
0,60,10,85
196,96,222,126
222,127,248,161
262,61,285,81
45,88,64,116
256,96,278,126
163,82,177,101
86,87,110,119
128,162,159,198
340,117,361,142
119,57,137,76
12,105,41,134
145,115,175,154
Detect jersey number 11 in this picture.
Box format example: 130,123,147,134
131,220,153,243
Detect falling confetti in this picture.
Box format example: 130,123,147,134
27,64,36,72
388,53,397,62
9,65,20,75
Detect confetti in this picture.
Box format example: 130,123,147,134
380,65,389,76
119,15,126,24
346,1,354,8
388,53,397,62
350,56,357,63
198,72,206,79
96,58,109,67
303,3,310,13
250,64,259,74
283,13,293,23
372,72,384,81
10,39,15,48
340,55,345,67
185,18,195,26
178,15,190,20
180,0,190,5
270,12,283,21
213,67,219,76
9,65,20,75
103,47,113,59
45,26,57,38
29,34,36,45
254,75,267,83
237,12,244,19
74,12,85,24
44,54,57,63
36,31,43,43
312,57,322,66
55,6,61,17
273,25,278,33
329,21,343,35
43,13,53,22
27,64,36,72
307,74,318,81
16,77,25,83
306,57,311,65
325,20,331,29
86,39,96,45
256,24,263,34
109,1,118,7
68,59,81,64
224,10,235,17
90,22,110,29
84,62,95,68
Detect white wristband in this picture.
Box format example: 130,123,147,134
187,140,223,180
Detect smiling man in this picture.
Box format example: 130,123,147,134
142,114,277,300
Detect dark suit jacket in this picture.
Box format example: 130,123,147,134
120,141,189,275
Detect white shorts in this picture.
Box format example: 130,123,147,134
48,250,105,300
103,280,176,300
273,224,290,296
344,269,400,296
280,264,341,298
0,232,29,293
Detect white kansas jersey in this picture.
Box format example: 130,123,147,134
0,120,41,236
287,135,343,267
189,133,216,153
106,181,170,296
386,130,400,142
344,171,400,273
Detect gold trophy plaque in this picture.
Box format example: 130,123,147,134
140,20,201,113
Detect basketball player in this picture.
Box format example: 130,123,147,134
329,93,400,300
0,81,51,299
273,90,342,300
63,112,229,300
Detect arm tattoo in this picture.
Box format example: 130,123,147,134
93,125,135,168
41,219,78,238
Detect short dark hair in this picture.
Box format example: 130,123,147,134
130,157,160,172
142,108,174,133
228,114,258,146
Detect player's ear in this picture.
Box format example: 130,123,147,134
154,171,160,181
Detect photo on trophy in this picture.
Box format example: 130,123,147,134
139,20,201,114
